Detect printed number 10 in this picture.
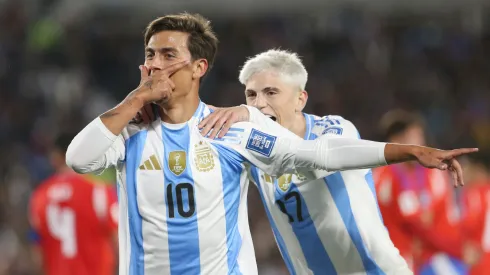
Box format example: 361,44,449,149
166,183,195,218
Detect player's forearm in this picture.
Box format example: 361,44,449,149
384,144,420,164
66,117,119,173
100,93,145,136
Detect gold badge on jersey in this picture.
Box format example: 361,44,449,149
169,151,186,176
194,141,215,172
278,174,293,192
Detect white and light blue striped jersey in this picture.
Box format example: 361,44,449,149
419,254,467,275
98,102,313,275
249,113,411,275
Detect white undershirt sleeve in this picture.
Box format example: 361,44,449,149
216,122,387,176
66,117,125,174
287,135,387,172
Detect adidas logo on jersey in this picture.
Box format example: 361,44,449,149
139,155,162,170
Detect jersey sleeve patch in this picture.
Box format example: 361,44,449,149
322,126,343,135
246,129,277,157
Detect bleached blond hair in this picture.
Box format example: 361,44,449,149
238,49,308,90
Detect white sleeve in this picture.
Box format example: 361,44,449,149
243,107,378,178
211,121,387,177
66,117,125,174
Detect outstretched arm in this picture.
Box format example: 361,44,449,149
203,106,477,186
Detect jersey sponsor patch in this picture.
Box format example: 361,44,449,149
322,126,343,135
246,129,277,157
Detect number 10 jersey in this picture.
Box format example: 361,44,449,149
97,102,308,275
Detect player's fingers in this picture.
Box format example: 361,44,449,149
217,119,234,138
156,81,174,101
438,162,448,170
140,65,150,80
448,163,458,188
451,159,465,186
210,114,230,139
447,148,479,158
162,60,189,77
199,111,221,136
167,78,176,90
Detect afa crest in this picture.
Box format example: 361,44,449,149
194,141,215,172
169,151,186,176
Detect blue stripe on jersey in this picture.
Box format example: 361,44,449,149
324,173,385,275
212,144,247,274
126,131,148,275
419,255,468,275
162,125,201,275
275,184,336,274
354,130,384,223
365,171,384,222
229,128,245,132
303,114,313,140
193,101,205,118
223,133,241,138
250,168,296,275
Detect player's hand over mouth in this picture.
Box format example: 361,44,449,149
131,61,188,124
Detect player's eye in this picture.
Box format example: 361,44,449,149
145,52,154,59
247,93,256,98
165,53,176,60
266,91,276,96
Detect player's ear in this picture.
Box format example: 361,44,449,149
296,90,308,112
192,59,208,80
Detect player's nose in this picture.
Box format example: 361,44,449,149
147,57,166,74
148,65,162,75
253,94,267,109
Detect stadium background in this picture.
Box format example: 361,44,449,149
1,0,490,274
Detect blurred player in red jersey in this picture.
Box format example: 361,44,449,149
459,153,490,275
28,133,118,275
374,110,467,274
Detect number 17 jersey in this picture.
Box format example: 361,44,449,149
249,113,410,275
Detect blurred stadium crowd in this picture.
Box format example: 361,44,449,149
1,0,490,274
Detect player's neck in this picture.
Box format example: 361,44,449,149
284,112,307,138
158,92,200,124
